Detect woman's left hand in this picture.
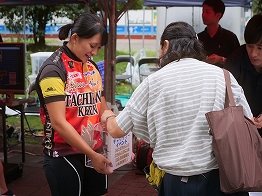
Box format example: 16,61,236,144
90,152,113,174
252,114,262,129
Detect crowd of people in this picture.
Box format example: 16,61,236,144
1,0,262,195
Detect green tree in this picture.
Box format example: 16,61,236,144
27,5,61,46
54,4,88,21
0,1,143,47
252,0,262,14
0,6,24,42
0,4,87,47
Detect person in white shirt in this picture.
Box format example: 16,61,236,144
102,21,252,196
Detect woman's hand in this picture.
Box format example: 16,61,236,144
206,54,225,66
90,152,113,174
46,101,114,174
101,110,116,127
253,114,262,129
101,110,126,138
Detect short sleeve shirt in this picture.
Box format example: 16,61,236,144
36,43,104,157
224,44,262,117
198,26,240,66
115,58,252,176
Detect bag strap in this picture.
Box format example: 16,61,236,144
223,69,236,107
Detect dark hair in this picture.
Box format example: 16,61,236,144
159,21,206,67
58,13,108,46
202,0,225,19
244,14,262,45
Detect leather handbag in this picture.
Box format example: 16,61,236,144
205,69,262,193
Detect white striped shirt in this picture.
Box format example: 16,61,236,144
116,58,252,176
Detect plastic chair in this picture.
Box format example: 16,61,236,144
24,81,41,114
23,81,41,135
3,80,38,143
115,55,136,94
138,57,159,83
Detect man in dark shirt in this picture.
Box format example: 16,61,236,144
198,0,240,67
224,14,262,137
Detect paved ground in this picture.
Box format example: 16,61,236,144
3,136,261,196
3,142,261,196
0,135,157,196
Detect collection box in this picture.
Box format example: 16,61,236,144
106,132,133,171
85,131,133,172
30,52,53,75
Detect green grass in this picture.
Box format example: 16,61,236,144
6,115,43,130
4,38,157,144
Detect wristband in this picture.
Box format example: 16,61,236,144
105,114,116,123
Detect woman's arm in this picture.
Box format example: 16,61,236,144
46,101,113,174
101,109,126,138
100,97,110,116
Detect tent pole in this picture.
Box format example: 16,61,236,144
23,6,28,97
110,0,116,110
127,10,133,94
165,7,167,27
192,7,194,28
23,6,27,63
142,6,145,49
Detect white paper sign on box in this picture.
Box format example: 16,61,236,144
85,131,133,171
106,132,133,170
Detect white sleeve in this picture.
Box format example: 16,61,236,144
230,72,253,119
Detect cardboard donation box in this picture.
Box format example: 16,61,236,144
106,132,133,170
83,122,132,171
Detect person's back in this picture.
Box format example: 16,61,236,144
198,0,240,67
142,57,247,176
102,21,252,196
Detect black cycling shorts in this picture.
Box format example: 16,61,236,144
43,153,107,196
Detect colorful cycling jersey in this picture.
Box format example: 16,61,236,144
36,42,103,157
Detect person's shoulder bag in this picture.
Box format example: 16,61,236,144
205,69,262,193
